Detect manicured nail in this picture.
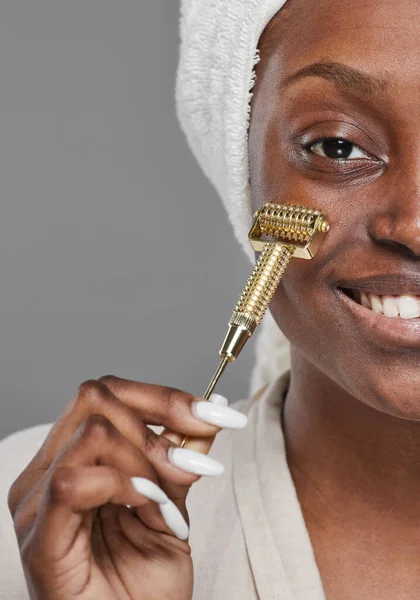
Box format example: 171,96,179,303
208,393,228,407
159,499,189,540
168,447,225,476
191,401,248,429
130,477,169,505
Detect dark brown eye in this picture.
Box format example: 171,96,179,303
310,138,369,160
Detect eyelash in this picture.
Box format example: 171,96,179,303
304,137,371,161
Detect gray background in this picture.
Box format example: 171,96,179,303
0,1,254,440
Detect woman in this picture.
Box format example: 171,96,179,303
2,0,420,597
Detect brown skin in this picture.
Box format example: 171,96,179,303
249,0,420,598
7,376,222,599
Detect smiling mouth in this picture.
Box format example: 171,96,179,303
339,289,420,319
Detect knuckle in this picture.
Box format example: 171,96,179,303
7,480,21,517
48,466,77,503
98,374,119,387
185,473,201,485
75,379,106,411
160,386,181,414
81,414,116,444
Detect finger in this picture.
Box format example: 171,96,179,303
15,414,206,540
8,380,150,509
16,380,152,471
61,414,225,536
12,414,154,539
9,392,155,526
14,425,217,543
21,380,243,475
161,393,230,454
99,376,247,436
30,465,188,565
61,414,224,490
9,379,233,512
157,393,232,509
9,379,245,527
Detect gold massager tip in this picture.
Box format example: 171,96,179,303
179,203,330,449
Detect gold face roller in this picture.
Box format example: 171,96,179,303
178,202,330,449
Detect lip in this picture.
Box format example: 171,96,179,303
336,288,420,349
336,273,420,297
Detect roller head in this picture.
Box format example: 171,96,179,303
249,203,330,259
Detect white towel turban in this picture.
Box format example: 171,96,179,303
176,0,291,396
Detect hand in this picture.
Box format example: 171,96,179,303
7,376,247,599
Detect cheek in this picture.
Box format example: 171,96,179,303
268,259,331,356
262,235,354,379
267,270,355,403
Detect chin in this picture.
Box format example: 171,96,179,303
369,386,420,422
347,359,420,422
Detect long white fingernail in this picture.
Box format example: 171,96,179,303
130,477,169,505
208,393,228,407
168,447,225,476
159,500,189,540
191,401,248,429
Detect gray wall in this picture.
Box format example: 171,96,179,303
0,1,254,440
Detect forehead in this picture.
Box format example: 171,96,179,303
259,0,420,88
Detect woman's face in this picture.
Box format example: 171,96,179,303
249,0,420,419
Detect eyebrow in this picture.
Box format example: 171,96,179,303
283,61,388,99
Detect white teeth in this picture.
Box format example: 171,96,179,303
397,295,420,319
353,291,420,319
382,296,399,317
360,292,370,308
369,294,383,314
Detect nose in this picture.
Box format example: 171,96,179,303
368,185,420,258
